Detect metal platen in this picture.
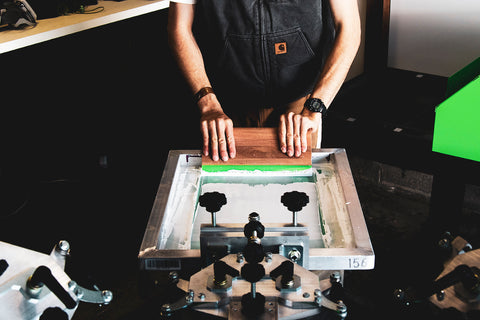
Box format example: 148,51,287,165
0,240,112,320
162,211,348,319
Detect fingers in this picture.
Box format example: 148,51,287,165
280,112,300,157
225,120,236,159
279,112,316,157
293,114,302,157
201,116,235,161
216,118,234,161
279,114,287,154
300,122,309,153
208,120,220,161
201,120,209,157
286,112,295,157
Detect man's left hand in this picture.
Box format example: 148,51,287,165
278,110,322,157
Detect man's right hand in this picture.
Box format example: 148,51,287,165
198,94,236,161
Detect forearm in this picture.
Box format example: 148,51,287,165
310,0,361,108
167,3,219,113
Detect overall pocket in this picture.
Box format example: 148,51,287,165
268,27,320,104
214,34,266,104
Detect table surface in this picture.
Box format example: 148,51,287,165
0,0,169,54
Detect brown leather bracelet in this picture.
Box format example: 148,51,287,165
193,87,214,103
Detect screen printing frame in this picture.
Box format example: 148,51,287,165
139,149,374,271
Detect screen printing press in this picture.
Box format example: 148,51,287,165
138,129,375,319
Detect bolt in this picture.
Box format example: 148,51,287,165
199,293,205,301
337,300,347,318
438,238,450,249
283,279,294,289
248,212,260,222
68,281,83,298
236,252,244,263
330,271,341,283
186,291,194,303
102,290,113,304
169,271,179,283
287,248,301,262
393,289,404,300
314,289,322,305
56,240,70,255
162,304,171,312
436,290,445,301
303,292,310,298
211,212,217,227
68,281,77,291
265,252,272,263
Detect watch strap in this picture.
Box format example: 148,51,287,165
194,87,215,103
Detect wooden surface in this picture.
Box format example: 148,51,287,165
202,128,312,167
430,248,480,312
0,0,169,54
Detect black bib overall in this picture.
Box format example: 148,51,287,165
194,0,335,115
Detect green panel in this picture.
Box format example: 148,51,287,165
432,76,480,162
446,56,480,98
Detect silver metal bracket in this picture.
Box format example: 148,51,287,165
68,281,113,305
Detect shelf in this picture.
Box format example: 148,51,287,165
0,0,169,54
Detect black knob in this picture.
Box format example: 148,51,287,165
199,192,227,227
243,215,265,239
241,292,265,316
243,242,264,264
0,259,8,277
40,307,69,320
214,261,239,285
281,191,309,212
28,266,77,309
281,191,309,226
270,260,294,287
241,263,265,284
199,192,227,213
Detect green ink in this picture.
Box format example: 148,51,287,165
201,164,312,172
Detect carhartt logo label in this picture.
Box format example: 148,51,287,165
275,42,287,55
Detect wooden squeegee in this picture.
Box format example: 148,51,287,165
201,127,312,172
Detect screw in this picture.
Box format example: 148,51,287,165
394,289,404,300
169,271,179,283
211,212,217,227
288,248,301,262
248,212,260,222
436,290,445,301
186,292,194,303
162,304,171,312
265,252,272,263
199,293,205,301
236,252,244,263
314,289,322,304
102,290,113,304
292,211,298,226
56,240,70,255
330,271,341,283
337,300,347,312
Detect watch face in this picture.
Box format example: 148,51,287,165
305,98,326,113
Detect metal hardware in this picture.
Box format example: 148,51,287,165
68,281,112,305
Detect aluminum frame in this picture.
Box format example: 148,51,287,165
139,149,374,271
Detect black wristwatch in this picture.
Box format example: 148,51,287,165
304,98,327,115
